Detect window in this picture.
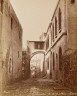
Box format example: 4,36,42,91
34,42,38,49
0,0,3,13
34,42,44,49
18,51,19,58
50,25,52,45
51,30,52,45
53,24,54,41
46,36,49,50
11,17,13,29
71,0,75,4
9,58,11,73
40,42,44,49
58,8,61,31
55,17,57,37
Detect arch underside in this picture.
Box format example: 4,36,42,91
30,51,45,59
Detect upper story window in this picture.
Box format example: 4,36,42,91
18,51,19,58
11,17,13,29
49,25,52,45
58,8,62,31
34,42,44,50
35,42,38,49
51,30,52,45
46,36,49,50
55,17,57,37
9,58,12,73
40,42,44,49
52,24,54,41
71,0,75,4
0,0,3,13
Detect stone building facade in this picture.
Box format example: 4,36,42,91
0,0,22,90
45,0,77,83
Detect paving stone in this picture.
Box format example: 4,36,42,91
2,79,77,96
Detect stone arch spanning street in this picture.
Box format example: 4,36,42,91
30,51,45,78
30,51,45,59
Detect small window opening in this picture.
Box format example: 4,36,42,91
1,0,3,13
11,17,13,29
71,0,75,4
18,51,19,58
9,58,11,73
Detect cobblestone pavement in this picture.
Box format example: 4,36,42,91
2,79,77,96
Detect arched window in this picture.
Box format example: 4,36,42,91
50,25,52,45
53,24,54,41
53,52,55,70
11,17,13,29
51,30,52,44
58,8,61,31
55,17,57,37
9,58,12,73
18,51,19,58
46,35,49,50
59,47,62,70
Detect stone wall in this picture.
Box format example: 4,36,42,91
22,51,30,79
10,5,22,82
44,0,77,84
51,35,67,82
62,50,77,91
45,0,67,81
66,0,77,50
1,0,22,86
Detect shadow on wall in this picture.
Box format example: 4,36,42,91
61,49,77,91
22,51,30,79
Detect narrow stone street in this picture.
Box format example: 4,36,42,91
3,79,77,96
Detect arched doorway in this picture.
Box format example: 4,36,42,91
50,52,52,79
56,54,58,80
59,47,62,71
